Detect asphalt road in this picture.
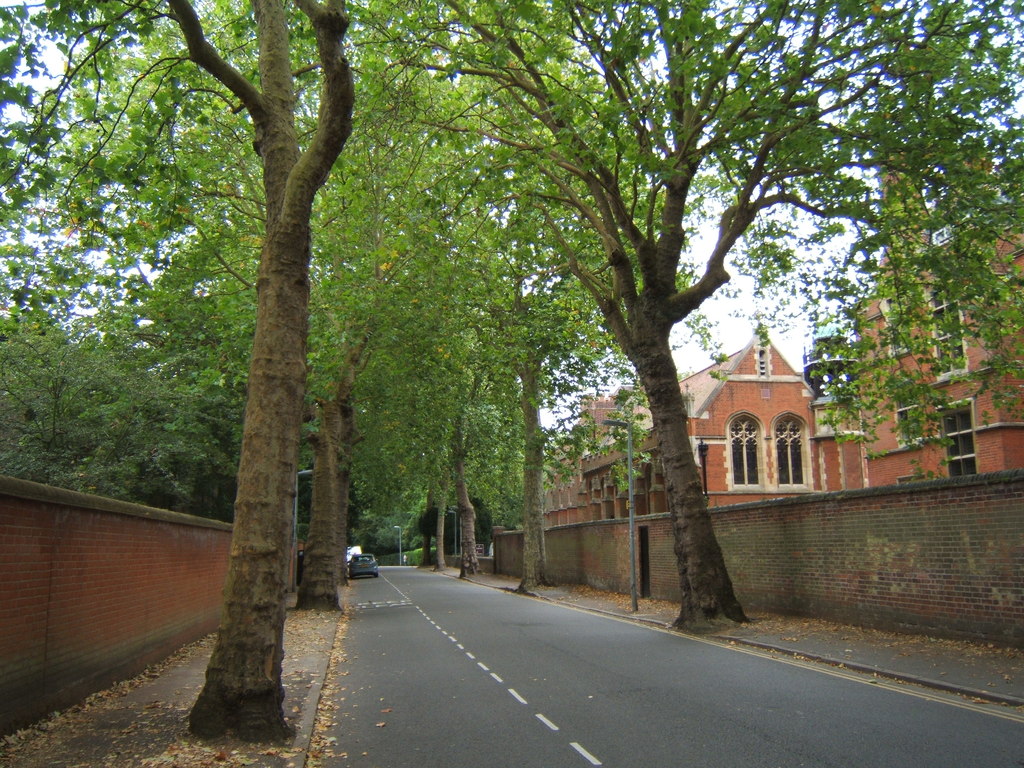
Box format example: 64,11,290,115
323,567,1024,768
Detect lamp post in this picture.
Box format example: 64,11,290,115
447,508,459,558
602,419,637,612
292,468,313,592
394,525,403,566
697,439,709,498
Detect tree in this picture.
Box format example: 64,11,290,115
406,0,1024,627
470,196,624,592
2,0,355,740
296,51,466,607
174,0,354,740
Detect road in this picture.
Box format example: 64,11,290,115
321,568,1024,768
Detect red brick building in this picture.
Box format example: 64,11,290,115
545,266,1024,524
810,243,1024,488
544,337,821,525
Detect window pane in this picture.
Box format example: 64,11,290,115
777,442,790,485
775,418,803,486
942,407,976,477
745,440,759,484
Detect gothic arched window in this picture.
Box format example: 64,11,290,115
730,416,761,485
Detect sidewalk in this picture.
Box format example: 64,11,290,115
2,569,1021,768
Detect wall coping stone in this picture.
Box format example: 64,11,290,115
0,474,232,531
709,468,1024,514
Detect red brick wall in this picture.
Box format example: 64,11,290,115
496,470,1024,646
0,476,231,735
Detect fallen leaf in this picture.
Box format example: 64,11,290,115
376,722,387,728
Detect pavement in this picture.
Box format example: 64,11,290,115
2,567,1022,768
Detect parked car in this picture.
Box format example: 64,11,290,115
348,553,379,579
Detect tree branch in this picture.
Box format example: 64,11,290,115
165,0,266,120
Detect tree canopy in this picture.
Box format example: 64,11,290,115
2,0,1024,733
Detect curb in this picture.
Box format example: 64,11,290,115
290,616,341,768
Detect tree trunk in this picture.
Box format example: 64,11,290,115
434,502,447,571
631,332,747,628
419,500,438,567
296,398,342,610
431,484,449,571
188,217,312,742
453,425,479,576
297,349,361,609
456,471,478,577
517,361,547,593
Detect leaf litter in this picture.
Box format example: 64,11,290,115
0,609,344,768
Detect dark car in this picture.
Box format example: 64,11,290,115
348,553,379,579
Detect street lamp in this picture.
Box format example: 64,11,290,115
292,468,313,592
697,439,709,498
447,508,459,558
602,419,637,612
394,525,403,566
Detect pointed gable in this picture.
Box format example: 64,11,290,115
681,336,811,417
679,344,746,418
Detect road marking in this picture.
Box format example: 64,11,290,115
536,713,559,731
352,600,412,610
477,661,490,672
490,672,504,683
456,643,464,649
449,636,458,643
571,742,602,765
466,652,475,660
508,688,527,705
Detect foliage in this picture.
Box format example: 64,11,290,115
0,319,242,518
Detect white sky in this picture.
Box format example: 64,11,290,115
670,286,812,377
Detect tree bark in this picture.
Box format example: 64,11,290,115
517,360,547,593
188,214,312,743
419,499,439,568
296,344,361,610
431,484,449,571
434,502,447,570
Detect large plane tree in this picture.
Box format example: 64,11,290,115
410,0,1024,627
2,0,355,740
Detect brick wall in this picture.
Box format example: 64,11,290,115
495,470,1024,646
0,475,232,735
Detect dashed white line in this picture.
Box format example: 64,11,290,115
536,713,560,731
571,742,602,765
416,607,598,765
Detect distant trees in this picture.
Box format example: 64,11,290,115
0,321,241,519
